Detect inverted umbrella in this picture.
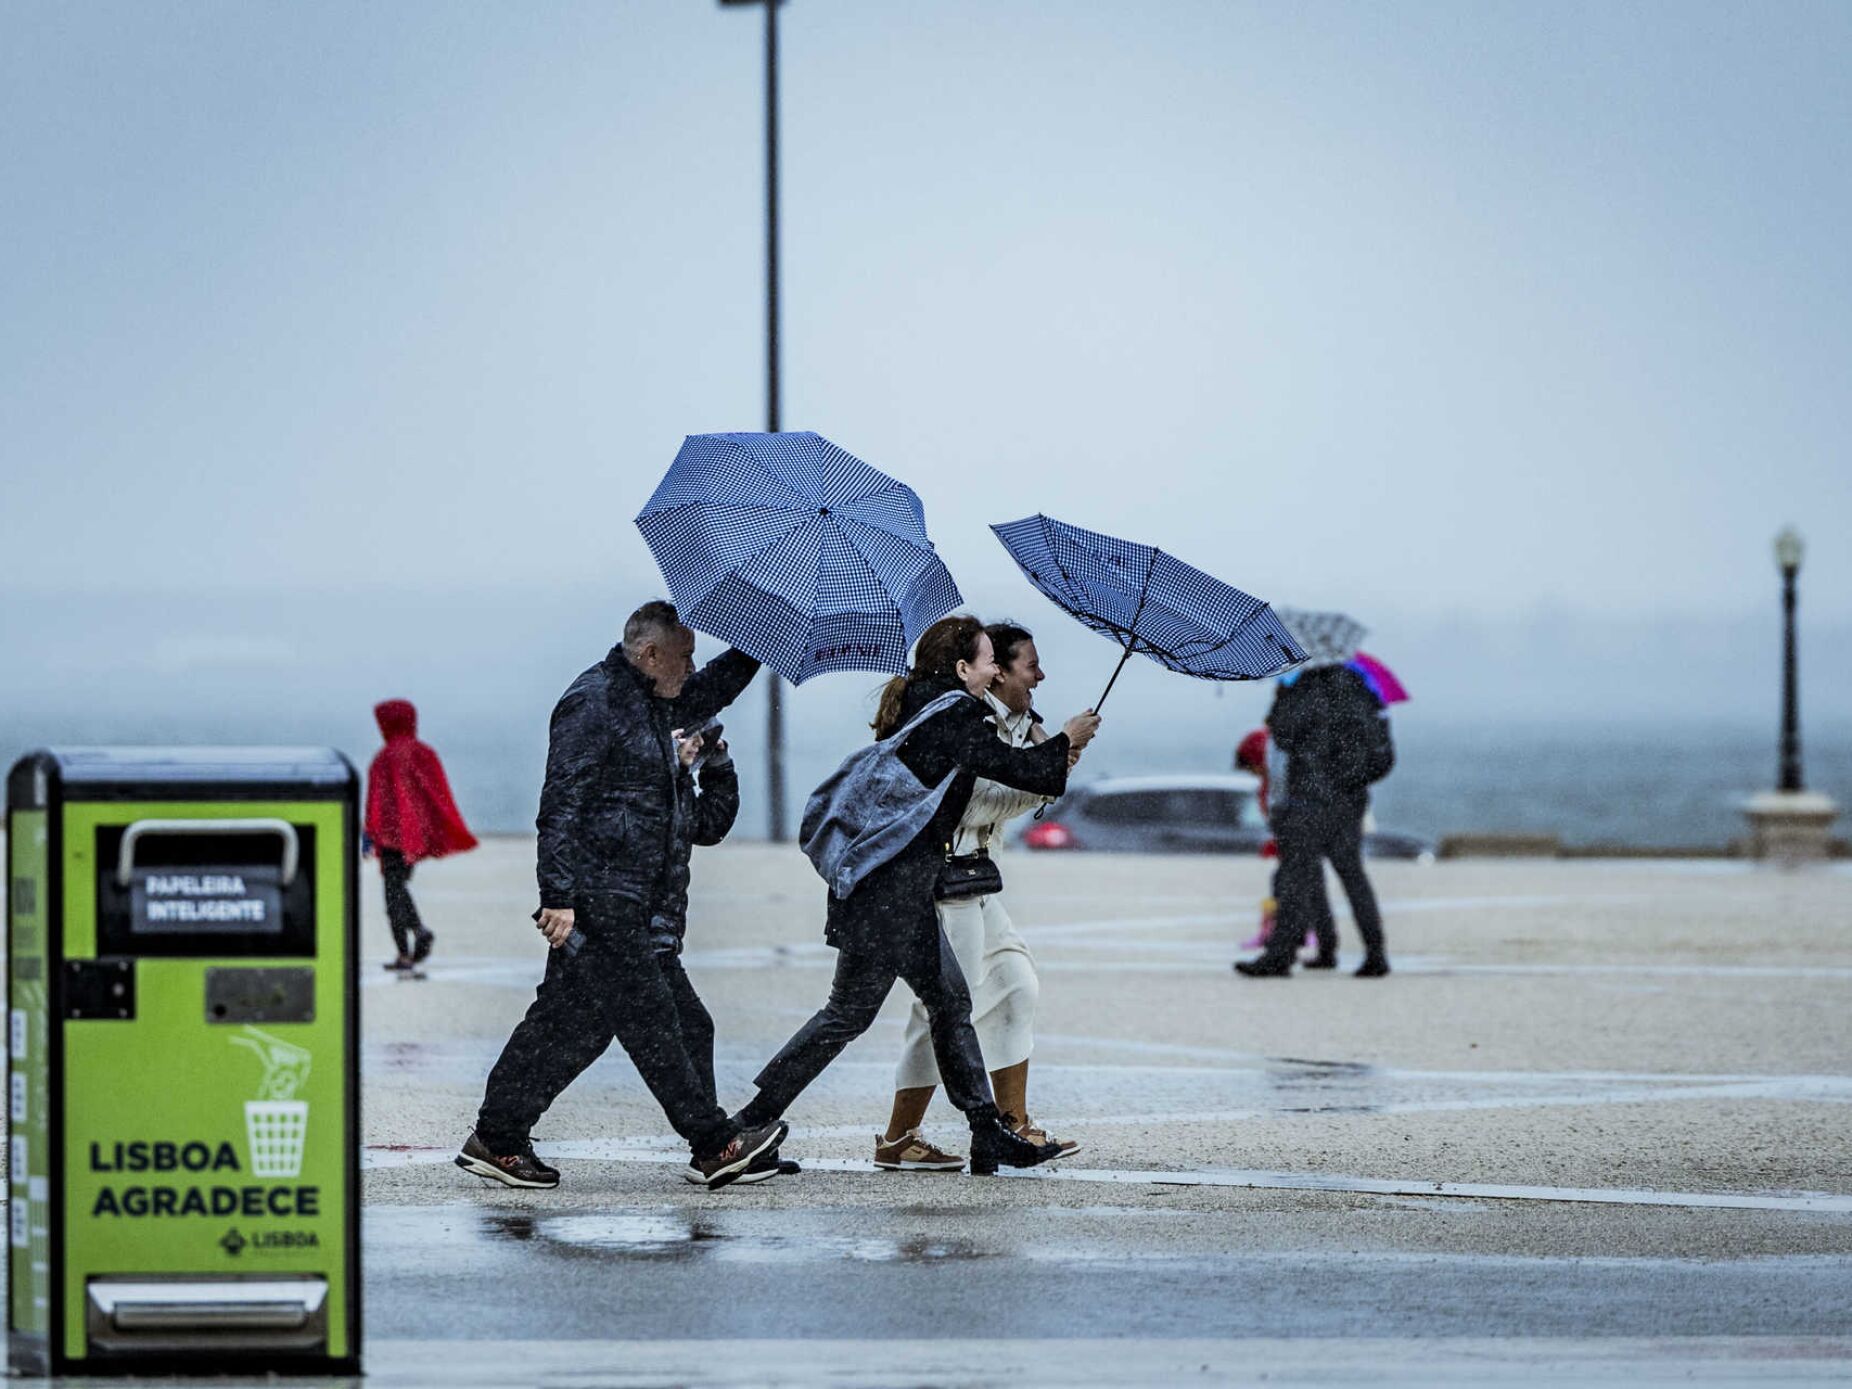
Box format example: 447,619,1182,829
1350,650,1410,705
636,431,962,685
990,513,1304,711
1275,606,1368,666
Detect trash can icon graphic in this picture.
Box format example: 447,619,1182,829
244,1100,309,1179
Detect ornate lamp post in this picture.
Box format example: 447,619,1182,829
1744,526,1839,860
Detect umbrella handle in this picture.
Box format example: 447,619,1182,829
1093,642,1135,714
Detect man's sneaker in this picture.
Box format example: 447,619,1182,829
684,1151,782,1185
410,928,435,964
382,955,416,972
692,1121,788,1190
1006,1113,1081,1159
455,1131,560,1189
874,1129,966,1171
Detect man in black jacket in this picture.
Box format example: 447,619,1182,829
1236,663,1393,979
456,601,787,1190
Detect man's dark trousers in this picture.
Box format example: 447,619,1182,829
740,928,992,1127
475,892,733,1157
1262,796,1385,966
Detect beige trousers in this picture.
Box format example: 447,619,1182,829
893,891,1038,1089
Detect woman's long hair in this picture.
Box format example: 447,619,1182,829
872,614,985,738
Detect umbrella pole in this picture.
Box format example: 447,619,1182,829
1094,642,1135,713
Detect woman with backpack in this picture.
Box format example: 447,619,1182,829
875,621,1081,1173
733,615,1101,1174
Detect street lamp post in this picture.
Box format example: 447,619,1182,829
721,0,788,841
1775,526,1804,793
1743,525,1839,860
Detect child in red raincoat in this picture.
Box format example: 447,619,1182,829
365,699,478,970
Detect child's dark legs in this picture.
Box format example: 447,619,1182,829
380,849,430,960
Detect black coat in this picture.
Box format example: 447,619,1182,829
823,676,1071,968
1266,664,1385,811
536,645,758,909
648,752,741,954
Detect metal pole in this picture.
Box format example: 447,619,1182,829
762,0,788,840
1779,564,1802,792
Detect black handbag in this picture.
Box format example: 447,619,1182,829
935,849,1003,902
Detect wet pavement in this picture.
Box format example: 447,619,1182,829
332,842,1852,1384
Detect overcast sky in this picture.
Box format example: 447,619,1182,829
5,0,1849,626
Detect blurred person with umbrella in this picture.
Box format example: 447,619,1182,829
1236,609,1397,978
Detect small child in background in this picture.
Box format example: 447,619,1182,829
1234,730,1280,951
365,699,478,971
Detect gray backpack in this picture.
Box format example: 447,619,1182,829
800,690,970,899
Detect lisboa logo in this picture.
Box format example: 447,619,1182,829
230,1027,312,1180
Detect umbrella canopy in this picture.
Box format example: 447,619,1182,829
990,513,1304,710
1350,650,1410,705
636,432,962,685
1275,606,1368,666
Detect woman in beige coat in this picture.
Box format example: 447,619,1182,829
874,622,1083,1170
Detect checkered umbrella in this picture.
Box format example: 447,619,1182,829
636,432,963,685
990,514,1305,711
1274,607,1368,666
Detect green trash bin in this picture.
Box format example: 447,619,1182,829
6,748,360,1376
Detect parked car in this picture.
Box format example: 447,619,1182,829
1018,773,1435,861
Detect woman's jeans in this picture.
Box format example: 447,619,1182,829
741,927,995,1128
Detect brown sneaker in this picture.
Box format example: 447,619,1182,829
873,1129,966,1171
454,1131,560,1189
1007,1113,1081,1159
693,1121,788,1190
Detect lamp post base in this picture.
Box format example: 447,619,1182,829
1742,791,1842,862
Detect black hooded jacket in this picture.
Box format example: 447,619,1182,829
536,645,758,910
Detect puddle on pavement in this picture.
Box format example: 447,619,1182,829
475,1208,994,1264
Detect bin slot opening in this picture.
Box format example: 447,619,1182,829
85,1277,328,1354
117,819,300,887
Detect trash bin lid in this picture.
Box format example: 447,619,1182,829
41,746,354,790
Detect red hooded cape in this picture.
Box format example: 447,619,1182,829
364,699,479,863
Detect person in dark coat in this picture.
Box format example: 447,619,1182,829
1236,663,1393,979
733,615,1102,1174
364,698,478,970
457,601,788,1191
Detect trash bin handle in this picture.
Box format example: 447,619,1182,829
116,819,301,888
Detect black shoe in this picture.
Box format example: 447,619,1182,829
382,955,416,972
1234,958,1293,977
694,1121,789,1190
1354,957,1391,978
410,929,435,964
968,1113,1061,1176
455,1131,560,1189
1303,954,1339,970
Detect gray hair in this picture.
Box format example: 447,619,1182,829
622,600,680,656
